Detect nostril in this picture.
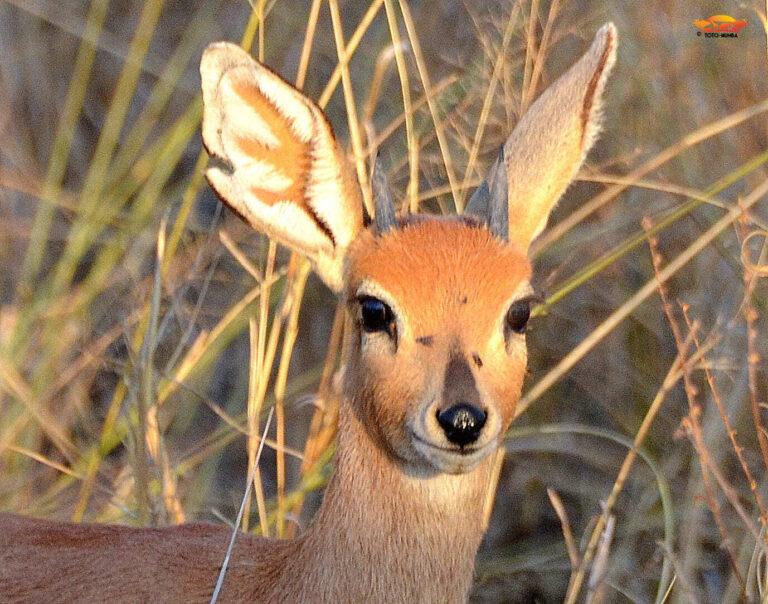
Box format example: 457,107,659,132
436,403,487,447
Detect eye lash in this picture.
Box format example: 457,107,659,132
355,293,384,306
353,294,378,311
524,286,546,305
514,292,545,308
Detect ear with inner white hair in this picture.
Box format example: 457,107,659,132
200,42,364,292
468,23,617,252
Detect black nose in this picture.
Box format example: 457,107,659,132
436,403,487,447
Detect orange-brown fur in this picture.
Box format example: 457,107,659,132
0,219,522,604
0,23,617,604
0,513,296,603
0,438,491,603
344,218,530,467
230,81,310,210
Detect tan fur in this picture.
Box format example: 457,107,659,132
343,218,530,469
229,79,311,210
201,42,363,291
504,23,617,247
0,24,617,604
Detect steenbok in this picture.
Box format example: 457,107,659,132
0,23,616,603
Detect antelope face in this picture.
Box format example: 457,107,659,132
200,24,617,474
344,217,534,475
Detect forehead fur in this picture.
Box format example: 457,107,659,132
345,217,531,336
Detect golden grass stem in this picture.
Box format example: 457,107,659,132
244,262,296,531
397,0,460,210
743,229,768,495
5,445,83,480
327,0,372,214
219,230,264,283
0,361,76,462
243,241,277,530
285,304,345,538
537,149,768,317
520,0,539,115
363,45,397,130
295,0,323,89
518,176,768,417
458,3,518,209
547,487,580,569
533,98,768,254
257,243,277,404
582,174,740,213
257,0,266,62
273,257,311,537
585,511,614,604
525,0,561,111
362,75,458,157
247,318,270,537
241,5,262,53
647,221,747,595
17,0,109,293
564,335,696,604
318,0,385,109
681,303,768,529
382,0,417,210
48,0,168,297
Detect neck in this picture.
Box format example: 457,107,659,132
279,404,493,603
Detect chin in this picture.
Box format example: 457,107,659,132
411,433,499,475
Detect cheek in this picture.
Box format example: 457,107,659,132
357,346,427,438
486,346,527,425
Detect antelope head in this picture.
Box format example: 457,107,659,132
200,23,617,477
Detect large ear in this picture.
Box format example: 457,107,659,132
504,23,617,251
200,42,364,292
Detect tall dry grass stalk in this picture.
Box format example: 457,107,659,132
1,1,767,602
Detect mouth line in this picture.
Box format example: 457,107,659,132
411,431,495,457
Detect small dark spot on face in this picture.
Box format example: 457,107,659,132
461,296,468,305
472,352,483,368
416,335,434,347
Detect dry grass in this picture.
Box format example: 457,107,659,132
0,1,767,602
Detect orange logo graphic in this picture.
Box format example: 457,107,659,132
694,15,747,37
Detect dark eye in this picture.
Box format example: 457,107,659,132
506,299,531,334
358,296,395,336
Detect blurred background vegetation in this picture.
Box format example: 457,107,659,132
1,1,767,602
